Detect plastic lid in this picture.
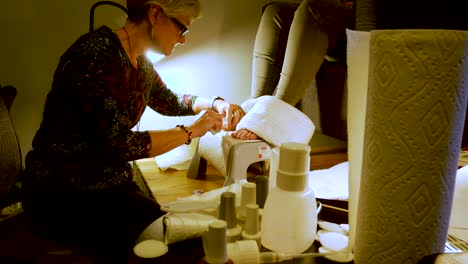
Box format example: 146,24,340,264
276,142,311,191
227,240,260,264
203,220,229,264
219,192,238,228
238,182,256,220
244,203,260,236
255,175,269,208
133,239,168,259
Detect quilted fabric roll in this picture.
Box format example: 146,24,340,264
354,29,468,263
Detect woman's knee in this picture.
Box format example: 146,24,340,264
262,2,298,26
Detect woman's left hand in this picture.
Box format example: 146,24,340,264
213,100,245,131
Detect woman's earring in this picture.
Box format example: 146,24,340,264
151,15,157,41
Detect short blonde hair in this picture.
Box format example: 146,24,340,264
127,0,201,22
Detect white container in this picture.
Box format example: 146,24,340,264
260,142,317,254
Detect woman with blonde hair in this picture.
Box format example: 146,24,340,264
21,0,244,262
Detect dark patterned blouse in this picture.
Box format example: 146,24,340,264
24,26,197,191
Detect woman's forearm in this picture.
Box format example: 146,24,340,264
147,127,197,157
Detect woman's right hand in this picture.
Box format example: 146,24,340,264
189,110,224,138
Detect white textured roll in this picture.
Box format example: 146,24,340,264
163,213,217,244
351,29,468,264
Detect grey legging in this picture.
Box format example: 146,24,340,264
251,0,355,106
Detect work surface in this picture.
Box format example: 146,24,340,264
133,152,468,264
136,158,226,205
133,151,350,264
137,144,348,205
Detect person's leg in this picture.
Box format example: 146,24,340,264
94,182,165,263
274,0,329,106
237,0,352,140
23,181,164,263
72,183,164,263
235,2,298,141
250,2,298,99
237,0,327,140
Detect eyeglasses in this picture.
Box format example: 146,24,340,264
169,17,189,37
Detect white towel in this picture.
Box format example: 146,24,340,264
236,96,315,147
199,131,230,175
308,161,349,201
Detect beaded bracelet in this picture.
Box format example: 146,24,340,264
211,96,224,111
176,125,192,145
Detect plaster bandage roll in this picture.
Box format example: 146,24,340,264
163,213,217,245
237,95,315,147
354,30,468,264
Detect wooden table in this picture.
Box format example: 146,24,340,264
132,143,468,264
130,145,349,263
135,144,348,205
135,158,226,205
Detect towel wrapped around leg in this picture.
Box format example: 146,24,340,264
199,95,315,175
236,95,315,147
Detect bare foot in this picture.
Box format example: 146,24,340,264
231,129,260,140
